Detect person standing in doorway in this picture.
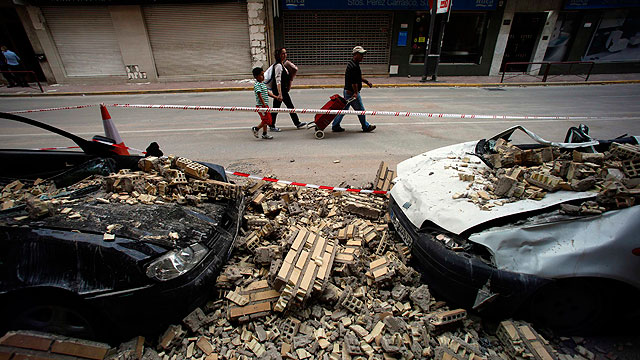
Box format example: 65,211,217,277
332,46,376,133
0,50,11,87
270,48,306,131
1,46,27,87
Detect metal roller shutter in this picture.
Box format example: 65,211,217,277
283,12,392,74
41,6,126,77
143,3,252,77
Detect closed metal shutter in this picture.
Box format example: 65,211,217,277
41,6,126,77
283,12,392,74
143,3,252,77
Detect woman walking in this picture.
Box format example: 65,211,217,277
269,48,306,131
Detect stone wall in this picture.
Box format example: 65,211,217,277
247,0,269,70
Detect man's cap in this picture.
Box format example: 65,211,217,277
352,46,367,54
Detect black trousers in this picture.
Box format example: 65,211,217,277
1,65,16,86
271,87,300,127
7,65,27,86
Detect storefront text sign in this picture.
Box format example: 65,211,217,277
283,0,428,10
566,0,640,9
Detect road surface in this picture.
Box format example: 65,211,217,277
1,84,639,188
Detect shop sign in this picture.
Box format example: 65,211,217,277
429,0,451,13
565,0,640,9
282,0,428,10
451,0,498,10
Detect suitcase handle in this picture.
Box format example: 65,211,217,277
330,94,356,105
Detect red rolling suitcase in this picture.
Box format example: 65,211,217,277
309,94,351,139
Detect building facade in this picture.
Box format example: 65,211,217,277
275,0,640,77
3,0,640,84
6,0,273,84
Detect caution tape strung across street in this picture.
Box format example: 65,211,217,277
9,104,99,114
7,102,593,120
108,103,591,121
225,171,387,195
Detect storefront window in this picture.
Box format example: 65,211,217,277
441,12,488,64
544,12,579,62
583,9,640,62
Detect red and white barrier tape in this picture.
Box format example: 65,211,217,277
109,103,590,121
225,171,387,195
9,104,99,114
8,103,592,121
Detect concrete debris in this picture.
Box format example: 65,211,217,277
497,320,558,360
375,161,396,193
450,141,640,213
410,285,432,312
3,159,599,360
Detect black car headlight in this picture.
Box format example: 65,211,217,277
145,243,208,281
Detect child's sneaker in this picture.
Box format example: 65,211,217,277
262,133,273,140
252,127,259,138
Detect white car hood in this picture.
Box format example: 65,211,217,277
390,141,595,235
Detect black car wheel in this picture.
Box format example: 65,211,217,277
525,278,623,334
4,295,101,341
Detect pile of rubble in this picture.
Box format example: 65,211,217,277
131,165,564,360
0,158,602,360
452,140,640,213
1,155,240,229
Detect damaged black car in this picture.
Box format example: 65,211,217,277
0,112,245,342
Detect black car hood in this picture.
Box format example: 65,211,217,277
23,198,231,251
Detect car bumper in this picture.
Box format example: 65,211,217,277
389,196,550,315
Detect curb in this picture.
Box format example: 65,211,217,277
1,79,639,97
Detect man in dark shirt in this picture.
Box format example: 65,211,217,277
331,46,376,133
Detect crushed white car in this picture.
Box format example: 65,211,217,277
389,125,640,331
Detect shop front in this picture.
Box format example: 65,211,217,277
537,0,640,75
389,0,504,77
567,0,640,70
278,0,429,75
18,0,262,84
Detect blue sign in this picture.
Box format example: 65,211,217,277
451,0,497,10
565,0,640,9
398,31,408,46
283,0,428,11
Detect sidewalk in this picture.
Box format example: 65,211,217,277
2,73,640,97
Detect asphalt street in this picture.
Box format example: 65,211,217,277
1,84,640,188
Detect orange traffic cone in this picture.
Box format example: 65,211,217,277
100,103,130,155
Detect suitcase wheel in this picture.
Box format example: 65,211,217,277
314,129,325,140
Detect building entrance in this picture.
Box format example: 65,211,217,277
501,12,546,72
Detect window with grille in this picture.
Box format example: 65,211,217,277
283,12,392,67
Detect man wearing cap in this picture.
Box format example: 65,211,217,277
331,46,376,133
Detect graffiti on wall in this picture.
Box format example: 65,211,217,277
126,65,147,80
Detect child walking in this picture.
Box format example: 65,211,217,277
252,67,276,139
